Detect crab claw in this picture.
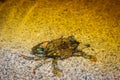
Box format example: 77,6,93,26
90,56,97,62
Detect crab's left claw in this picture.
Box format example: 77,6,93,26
89,55,97,62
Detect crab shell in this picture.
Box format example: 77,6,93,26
40,41,49,49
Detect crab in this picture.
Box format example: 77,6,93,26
20,35,97,76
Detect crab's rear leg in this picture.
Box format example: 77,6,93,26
52,58,63,77
73,51,97,62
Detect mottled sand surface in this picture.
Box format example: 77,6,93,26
0,0,120,80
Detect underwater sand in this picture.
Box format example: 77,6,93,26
0,0,120,80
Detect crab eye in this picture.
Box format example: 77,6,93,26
38,46,44,51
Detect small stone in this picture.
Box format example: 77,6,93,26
36,72,43,79
95,68,99,71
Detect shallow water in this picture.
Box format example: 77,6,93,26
0,0,120,79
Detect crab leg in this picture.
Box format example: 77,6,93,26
19,54,47,61
73,51,97,62
52,58,62,76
